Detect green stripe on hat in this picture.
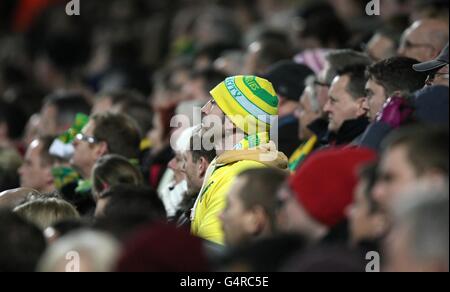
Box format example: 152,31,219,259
224,77,273,124
243,76,279,107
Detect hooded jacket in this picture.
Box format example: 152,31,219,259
191,139,288,245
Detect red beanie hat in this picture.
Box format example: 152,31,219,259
289,147,377,228
116,222,210,272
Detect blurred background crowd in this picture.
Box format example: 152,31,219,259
0,0,448,272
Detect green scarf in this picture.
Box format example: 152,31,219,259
234,132,270,150
52,166,81,191
58,113,90,143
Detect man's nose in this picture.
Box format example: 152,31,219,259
201,104,210,115
18,165,24,176
372,182,386,206
345,204,354,219
323,100,331,113
201,100,214,115
362,97,370,112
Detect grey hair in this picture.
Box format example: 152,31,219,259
324,49,372,85
37,230,120,272
304,75,321,113
393,188,449,269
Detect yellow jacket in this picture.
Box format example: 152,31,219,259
191,141,288,245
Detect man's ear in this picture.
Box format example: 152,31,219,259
244,206,267,235
95,141,109,157
198,157,208,179
356,97,370,118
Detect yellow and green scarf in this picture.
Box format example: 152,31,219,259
288,135,318,172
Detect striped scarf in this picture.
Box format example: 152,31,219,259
288,135,318,172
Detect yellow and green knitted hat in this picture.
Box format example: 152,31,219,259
210,76,279,135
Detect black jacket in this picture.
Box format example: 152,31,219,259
278,114,301,157
308,117,329,144
60,182,96,217
323,116,370,147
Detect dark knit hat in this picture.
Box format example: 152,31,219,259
264,61,314,101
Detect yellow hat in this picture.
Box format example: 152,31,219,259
210,76,279,135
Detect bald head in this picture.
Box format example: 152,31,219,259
0,188,40,209
399,19,449,62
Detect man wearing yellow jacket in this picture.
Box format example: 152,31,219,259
191,75,289,245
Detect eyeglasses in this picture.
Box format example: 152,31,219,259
75,133,99,144
202,99,217,112
426,72,450,86
206,99,217,106
314,80,331,88
400,40,434,51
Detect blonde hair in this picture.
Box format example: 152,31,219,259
14,198,80,230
